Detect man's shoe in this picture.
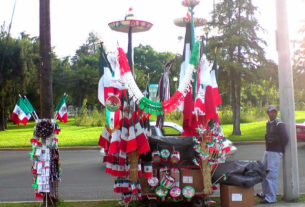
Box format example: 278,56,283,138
260,199,275,204
256,193,265,199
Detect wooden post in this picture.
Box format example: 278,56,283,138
129,150,139,183
275,0,299,201
39,0,53,118
201,133,213,195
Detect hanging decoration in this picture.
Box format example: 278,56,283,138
117,40,200,116
98,44,152,203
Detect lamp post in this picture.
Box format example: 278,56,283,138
173,76,178,90
173,76,180,120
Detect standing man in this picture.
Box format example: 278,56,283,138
257,105,289,204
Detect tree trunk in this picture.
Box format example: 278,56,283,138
230,67,241,135
39,0,53,119
0,99,6,131
234,71,241,135
232,3,242,136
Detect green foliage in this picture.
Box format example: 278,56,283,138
74,99,105,127
0,26,41,130
208,0,267,135
218,106,266,124
291,21,305,110
134,44,179,92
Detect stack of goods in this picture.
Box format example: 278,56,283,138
144,147,198,202
29,119,61,200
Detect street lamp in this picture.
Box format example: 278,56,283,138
173,76,178,90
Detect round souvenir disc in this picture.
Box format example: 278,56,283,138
105,95,121,112
169,186,182,198
155,186,168,198
160,149,170,158
182,186,195,199
148,177,159,188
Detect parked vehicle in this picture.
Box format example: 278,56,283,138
296,121,305,141
149,122,237,156
100,121,237,163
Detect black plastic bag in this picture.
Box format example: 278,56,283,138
212,160,267,188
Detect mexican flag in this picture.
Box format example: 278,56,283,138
56,95,68,123
10,97,31,125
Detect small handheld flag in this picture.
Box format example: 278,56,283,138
10,97,31,125
23,96,38,120
55,94,68,123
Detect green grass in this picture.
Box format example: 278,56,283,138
1,111,305,148
0,118,102,148
223,111,305,142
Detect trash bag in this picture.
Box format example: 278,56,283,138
212,160,267,188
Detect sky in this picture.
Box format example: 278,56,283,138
0,0,305,62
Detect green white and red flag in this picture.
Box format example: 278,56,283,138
56,95,68,123
10,97,31,125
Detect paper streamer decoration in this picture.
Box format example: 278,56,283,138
117,41,200,116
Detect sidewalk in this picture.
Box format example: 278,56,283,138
256,203,305,207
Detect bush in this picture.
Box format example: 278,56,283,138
218,107,233,124
74,99,105,126
218,106,266,124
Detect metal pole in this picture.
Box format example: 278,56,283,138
275,0,299,201
127,27,134,76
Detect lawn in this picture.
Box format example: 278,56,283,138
0,119,102,148
1,111,304,148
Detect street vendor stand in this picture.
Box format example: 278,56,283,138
98,1,232,207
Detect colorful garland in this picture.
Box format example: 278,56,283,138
118,41,200,115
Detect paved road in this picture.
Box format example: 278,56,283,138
0,143,304,202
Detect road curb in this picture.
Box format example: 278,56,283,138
0,142,266,151
0,146,100,151
0,199,121,204
234,141,265,145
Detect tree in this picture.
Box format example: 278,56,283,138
39,0,53,118
69,32,100,107
0,28,23,130
291,21,305,110
208,0,266,135
134,44,178,93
